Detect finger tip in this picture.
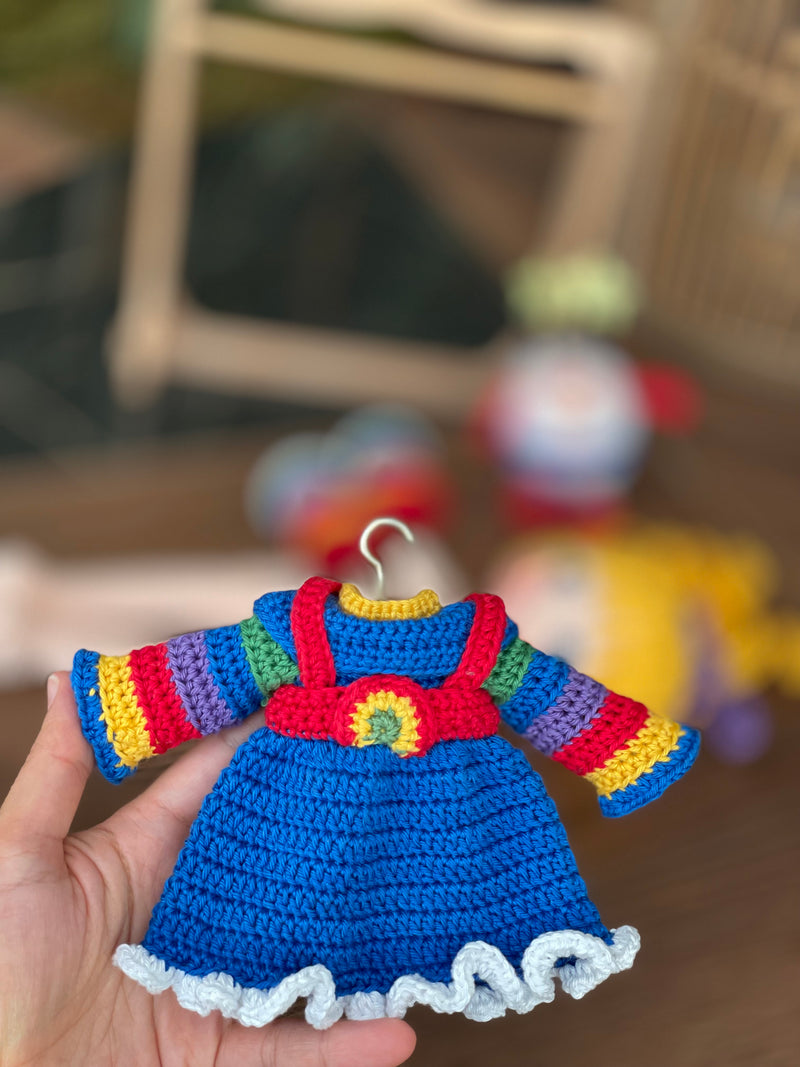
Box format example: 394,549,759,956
43,668,92,765
46,670,75,708
328,1016,417,1066
47,672,60,708
383,1018,417,1063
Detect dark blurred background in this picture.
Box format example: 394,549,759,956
1,1,799,1064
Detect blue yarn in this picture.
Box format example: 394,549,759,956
205,623,263,719
73,586,698,1011
143,732,611,994
599,727,701,817
70,650,134,783
500,651,571,734
252,589,295,650
253,591,518,687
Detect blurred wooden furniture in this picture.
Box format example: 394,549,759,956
618,0,800,391
110,0,656,415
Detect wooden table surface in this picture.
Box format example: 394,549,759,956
2,385,799,1066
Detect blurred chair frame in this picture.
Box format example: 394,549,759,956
617,0,800,392
110,0,656,416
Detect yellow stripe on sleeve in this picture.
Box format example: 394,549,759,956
585,716,683,798
97,654,155,768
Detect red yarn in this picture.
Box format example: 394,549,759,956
268,577,504,756
552,692,648,775
128,642,202,754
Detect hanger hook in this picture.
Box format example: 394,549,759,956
359,517,415,599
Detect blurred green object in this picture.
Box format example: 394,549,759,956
0,0,313,141
505,251,641,337
0,0,112,81
112,0,153,64
112,0,260,64
0,0,137,140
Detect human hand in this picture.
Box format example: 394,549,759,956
0,673,416,1067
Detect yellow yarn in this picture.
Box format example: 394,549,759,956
339,583,441,620
97,654,154,768
351,690,421,755
585,717,683,797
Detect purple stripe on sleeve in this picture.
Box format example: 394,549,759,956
166,630,235,735
524,667,608,756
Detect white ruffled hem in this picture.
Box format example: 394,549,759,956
114,926,639,1029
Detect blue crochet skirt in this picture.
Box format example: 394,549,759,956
114,729,639,1027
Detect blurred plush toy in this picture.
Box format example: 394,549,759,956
478,253,701,527
245,405,464,597
489,524,800,763
71,521,700,1028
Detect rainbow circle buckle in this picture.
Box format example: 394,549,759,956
335,676,436,757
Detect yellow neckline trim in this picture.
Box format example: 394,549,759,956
339,583,442,620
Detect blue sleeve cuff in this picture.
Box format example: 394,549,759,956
599,726,700,818
71,650,135,784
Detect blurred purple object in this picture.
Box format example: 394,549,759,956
703,698,774,766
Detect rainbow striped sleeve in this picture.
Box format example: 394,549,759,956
485,634,700,817
71,616,298,783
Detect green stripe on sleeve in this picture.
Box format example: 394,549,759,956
240,615,299,696
483,637,534,704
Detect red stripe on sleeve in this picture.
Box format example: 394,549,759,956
552,691,648,775
128,643,202,754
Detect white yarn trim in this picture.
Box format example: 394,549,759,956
114,926,639,1029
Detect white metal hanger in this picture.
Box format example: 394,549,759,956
358,517,415,599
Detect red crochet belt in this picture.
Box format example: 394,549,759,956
263,576,506,758
266,675,500,757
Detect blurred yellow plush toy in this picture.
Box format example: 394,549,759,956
489,523,800,763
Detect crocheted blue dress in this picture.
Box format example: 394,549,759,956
72,578,699,1028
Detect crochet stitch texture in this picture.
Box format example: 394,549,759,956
71,578,699,1027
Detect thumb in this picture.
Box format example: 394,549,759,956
0,672,92,868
